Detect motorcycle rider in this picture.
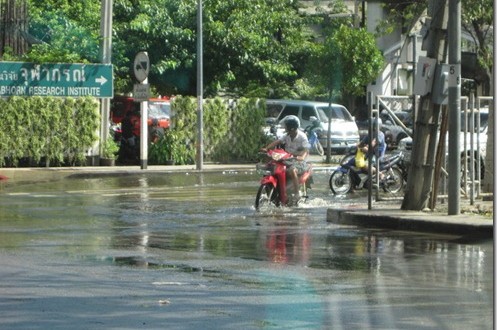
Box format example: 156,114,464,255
356,117,386,182
261,115,311,200
149,118,164,144
119,109,141,164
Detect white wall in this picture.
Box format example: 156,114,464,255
366,1,427,97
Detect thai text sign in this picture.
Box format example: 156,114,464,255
0,62,113,98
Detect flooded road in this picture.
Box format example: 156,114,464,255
0,170,493,329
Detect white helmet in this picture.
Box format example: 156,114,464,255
281,115,300,130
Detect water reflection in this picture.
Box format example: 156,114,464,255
263,223,311,266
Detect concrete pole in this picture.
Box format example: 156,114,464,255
447,0,461,215
401,0,448,211
196,0,204,170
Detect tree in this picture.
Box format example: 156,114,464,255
310,25,384,107
111,0,317,97
202,0,313,98
0,0,29,56
22,0,358,99
21,0,384,102
24,0,101,63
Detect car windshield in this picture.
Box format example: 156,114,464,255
318,106,353,122
148,101,170,119
461,110,488,133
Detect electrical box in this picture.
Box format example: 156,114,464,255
432,64,449,105
413,56,437,96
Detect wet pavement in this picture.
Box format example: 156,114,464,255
0,168,494,329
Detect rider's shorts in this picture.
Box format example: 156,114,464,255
288,160,310,175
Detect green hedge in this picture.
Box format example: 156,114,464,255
0,96,99,167
149,97,271,165
0,95,269,167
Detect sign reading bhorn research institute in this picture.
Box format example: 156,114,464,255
0,62,113,98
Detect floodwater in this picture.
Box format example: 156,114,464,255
0,170,493,329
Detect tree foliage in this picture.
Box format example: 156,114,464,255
329,25,384,97
21,0,358,99
461,0,493,86
26,0,101,63
110,0,318,98
202,0,312,97
16,0,494,100
309,25,384,103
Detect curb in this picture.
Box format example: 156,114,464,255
327,207,493,238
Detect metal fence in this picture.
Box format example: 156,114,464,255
376,94,492,202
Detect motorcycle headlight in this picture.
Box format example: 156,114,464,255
271,153,284,161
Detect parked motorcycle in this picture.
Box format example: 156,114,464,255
255,149,313,210
329,151,405,195
304,117,324,156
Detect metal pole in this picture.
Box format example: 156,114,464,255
140,77,148,170
196,0,204,170
367,91,373,210
469,93,475,205
411,34,418,132
447,0,461,215
99,0,112,163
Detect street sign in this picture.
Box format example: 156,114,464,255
133,83,150,101
0,62,113,98
133,52,149,83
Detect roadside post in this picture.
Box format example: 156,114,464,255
133,51,150,170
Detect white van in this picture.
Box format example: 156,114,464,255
266,99,360,154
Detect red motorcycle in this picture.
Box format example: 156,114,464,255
255,149,313,210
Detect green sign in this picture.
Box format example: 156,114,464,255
0,62,113,98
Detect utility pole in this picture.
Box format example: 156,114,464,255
447,0,461,215
401,0,448,210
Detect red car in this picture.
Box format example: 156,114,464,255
110,95,171,133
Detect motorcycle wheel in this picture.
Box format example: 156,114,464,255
382,167,404,193
314,140,324,156
329,170,352,195
255,183,279,210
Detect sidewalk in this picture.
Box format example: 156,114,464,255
327,199,493,238
0,154,331,185
0,157,493,238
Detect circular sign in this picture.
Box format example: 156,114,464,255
133,51,150,83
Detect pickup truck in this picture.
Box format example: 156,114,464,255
398,108,488,181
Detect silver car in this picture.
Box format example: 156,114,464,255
266,99,360,154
